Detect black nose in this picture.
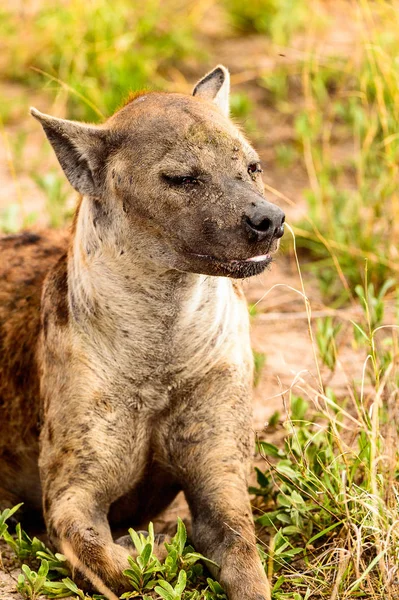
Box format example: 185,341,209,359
243,201,285,243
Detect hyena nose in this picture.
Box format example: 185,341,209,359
243,201,285,243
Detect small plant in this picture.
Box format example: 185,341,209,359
0,503,22,538
155,570,187,600
18,560,50,600
122,518,221,599
122,524,165,594
354,276,395,334
253,380,399,596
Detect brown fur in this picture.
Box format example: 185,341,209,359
0,66,285,600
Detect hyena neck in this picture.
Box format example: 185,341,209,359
66,196,243,374
69,196,189,317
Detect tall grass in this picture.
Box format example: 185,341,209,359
251,228,399,599
0,0,203,121
275,1,399,297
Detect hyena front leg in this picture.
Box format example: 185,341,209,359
186,460,270,600
40,409,151,599
45,487,130,598
164,381,271,600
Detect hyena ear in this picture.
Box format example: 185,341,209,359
30,107,112,197
192,65,230,117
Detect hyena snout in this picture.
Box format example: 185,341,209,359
243,200,285,243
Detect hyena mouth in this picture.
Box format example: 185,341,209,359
188,252,273,278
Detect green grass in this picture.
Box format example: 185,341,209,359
0,0,203,122
258,1,399,298
249,254,399,599
224,0,311,46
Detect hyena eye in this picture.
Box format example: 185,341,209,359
247,162,262,175
163,174,199,186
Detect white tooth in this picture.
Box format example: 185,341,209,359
246,254,270,262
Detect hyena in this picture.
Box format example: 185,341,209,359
0,66,285,600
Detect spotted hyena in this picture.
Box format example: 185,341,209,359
0,66,284,600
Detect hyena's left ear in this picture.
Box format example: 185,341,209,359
30,107,113,197
192,65,230,118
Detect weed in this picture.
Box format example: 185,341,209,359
253,382,399,597
292,4,399,294
0,503,23,538
18,560,50,600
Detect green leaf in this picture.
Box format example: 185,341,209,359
175,518,187,554
257,441,285,458
305,519,344,548
184,552,219,569
276,513,291,524
276,463,298,480
62,577,85,600
281,526,302,535
272,575,285,592
138,543,152,569
154,580,175,600
256,510,282,527
38,560,49,578
157,580,175,592
128,528,144,554
175,570,187,594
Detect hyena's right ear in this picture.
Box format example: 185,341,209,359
30,108,112,197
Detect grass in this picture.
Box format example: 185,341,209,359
262,1,399,299
0,0,204,122
224,0,311,46
252,239,399,598
1,0,399,598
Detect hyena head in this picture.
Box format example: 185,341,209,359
31,66,285,279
